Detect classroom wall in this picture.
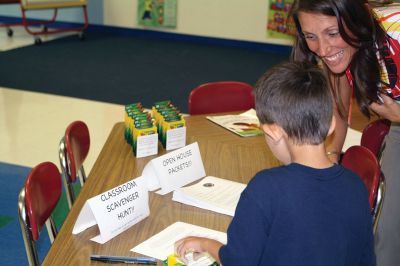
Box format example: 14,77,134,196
0,0,293,46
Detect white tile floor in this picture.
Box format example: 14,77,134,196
0,26,74,51
0,27,192,176
0,27,126,174
0,87,124,174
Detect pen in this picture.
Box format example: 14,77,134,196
90,255,157,265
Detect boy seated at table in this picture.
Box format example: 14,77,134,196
175,61,375,265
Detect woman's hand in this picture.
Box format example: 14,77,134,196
370,93,400,123
174,236,222,264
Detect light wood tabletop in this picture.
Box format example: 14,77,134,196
42,107,373,265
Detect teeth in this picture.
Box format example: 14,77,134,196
325,50,343,62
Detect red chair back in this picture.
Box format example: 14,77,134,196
360,119,390,158
65,120,90,183
24,162,61,241
188,81,255,115
341,145,381,209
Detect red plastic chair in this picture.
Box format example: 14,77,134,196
188,81,255,115
18,162,62,266
59,120,90,208
341,145,385,233
360,119,391,161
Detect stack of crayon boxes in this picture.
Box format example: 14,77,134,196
124,103,158,157
152,100,186,149
124,101,186,157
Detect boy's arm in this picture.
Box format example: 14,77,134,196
175,237,223,264
326,74,352,163
325,107,348,163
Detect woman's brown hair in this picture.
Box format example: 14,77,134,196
289,0,387,118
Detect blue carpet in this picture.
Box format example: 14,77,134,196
0,32,290,113
0,162,51,265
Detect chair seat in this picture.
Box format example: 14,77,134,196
360,119,390,160
18,161,62,265
59,120,90,208
340,145,385,233
188,81,255,115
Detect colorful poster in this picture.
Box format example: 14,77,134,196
266,0,296,40
138,0,177,28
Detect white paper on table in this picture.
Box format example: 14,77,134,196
140,142,206,195
206,109,262,137
342,128,362,152
136,133,158,158
141,160,161,191
131,221,227,261
166,126,186,150
72,176,150,244
152,142,206,195
240,108,258,118
172,176,246,216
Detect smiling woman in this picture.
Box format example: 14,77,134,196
297,12,357,74
290,1,400,265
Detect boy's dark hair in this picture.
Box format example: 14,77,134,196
255,61,332,145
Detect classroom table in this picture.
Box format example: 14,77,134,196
42,108,372,265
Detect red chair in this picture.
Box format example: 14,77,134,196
341,145,385,233
188,81,255,115
58,120,90,208
18,162,62,266
360,119,391,161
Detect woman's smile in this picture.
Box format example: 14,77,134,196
298,12,357,74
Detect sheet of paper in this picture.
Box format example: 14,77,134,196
150,142,206,195
206,109,262,137
239,108,258,118
343,127,362,152
166,126,186,150
72,176,150,244
172,176,246,216
131,221,227,261
136,133,158,158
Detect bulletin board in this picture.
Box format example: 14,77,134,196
266,0,296,40
138,0,177,28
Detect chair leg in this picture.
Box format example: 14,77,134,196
377,141,386,164
45,217,58,244
59,138,74,209
18,189,40,266
373,176,386,234
78,166,87,185
66,182,77,208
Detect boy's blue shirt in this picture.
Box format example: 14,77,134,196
219,163,376,266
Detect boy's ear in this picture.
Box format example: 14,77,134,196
261,123,284,142
327,115,336,136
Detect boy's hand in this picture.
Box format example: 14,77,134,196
175,236,207,264
174,236,223,264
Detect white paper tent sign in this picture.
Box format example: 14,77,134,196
72,176,150,244
141,142,206,195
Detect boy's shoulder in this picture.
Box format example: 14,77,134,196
248,163,364,191
246,164,306,194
